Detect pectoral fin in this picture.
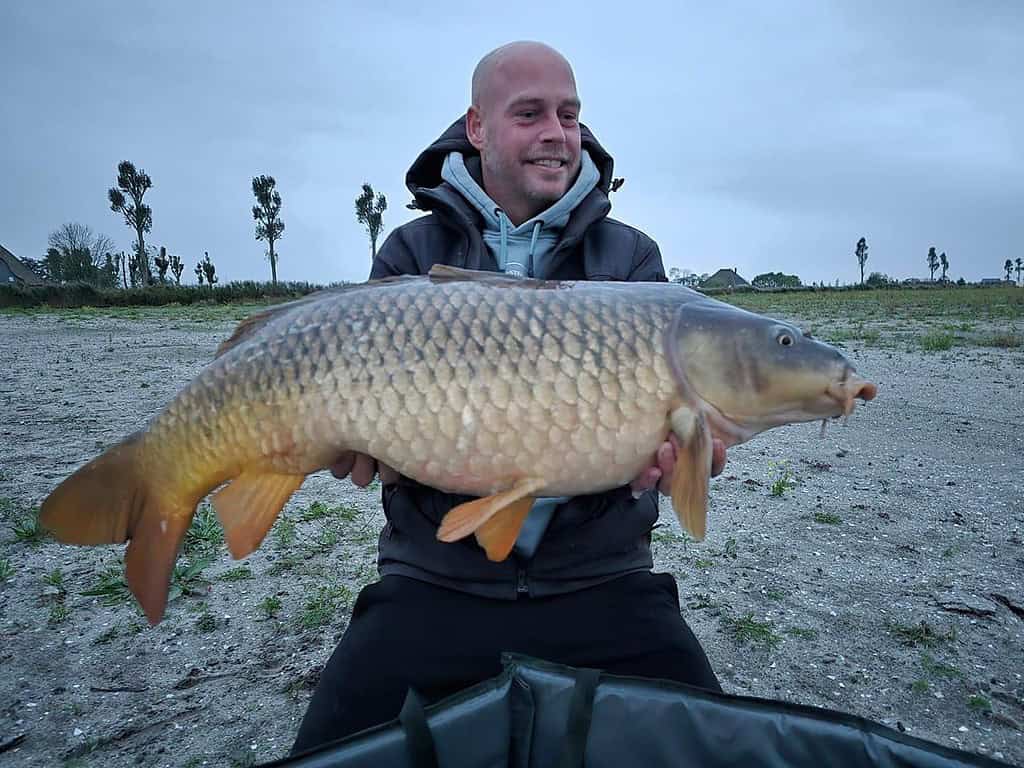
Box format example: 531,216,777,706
212,471,306,559
436,477,547,549
669,408,712,540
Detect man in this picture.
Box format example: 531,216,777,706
290,41,727,754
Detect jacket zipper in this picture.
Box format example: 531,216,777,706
516,568,529,596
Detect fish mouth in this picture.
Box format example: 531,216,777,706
827,370,878,418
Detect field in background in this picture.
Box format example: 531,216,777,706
1,287,1022,766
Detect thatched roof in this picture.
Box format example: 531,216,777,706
700,267,749,289
0,243,44,286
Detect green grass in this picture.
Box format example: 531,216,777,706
184,503,224,555
43,568,66,590
722,613,782,650
0,557,12,582
168,557,212,602
220,566,253,582
298,584,351,630
813,511,843,525
195,609,218,633
300,500,359,523
82,566,132,606
978,332,1022,348
769,462,797,497
273,516,297,549
10,509,49,545
891,620,956,648
968,694,992,712
919,331,954,351
722,286,1024,323
921,652,961,679
260,595,283,619
93,619,145,645
911,678,930,694
48,602,71,625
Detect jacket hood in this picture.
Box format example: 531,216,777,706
405,114,616,203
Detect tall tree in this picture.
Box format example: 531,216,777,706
194,262,205,286
201,251,218,286
939,251,949,282
1016,257,1023,286
1005,259,1014,281
927,247,940,281
108,161,154,285
170,252,185,285
252,175,285,284
855,237,868,285
355,183,387,261
153,246,170,283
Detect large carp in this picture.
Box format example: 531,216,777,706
41,265,877,624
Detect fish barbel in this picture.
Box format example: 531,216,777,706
40,265,877,623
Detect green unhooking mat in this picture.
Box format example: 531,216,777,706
264,653,1012,768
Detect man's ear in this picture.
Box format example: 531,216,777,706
466,106,485,151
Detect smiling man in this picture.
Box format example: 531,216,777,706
290,41,727,754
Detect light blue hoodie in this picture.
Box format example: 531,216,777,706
440,149,601,558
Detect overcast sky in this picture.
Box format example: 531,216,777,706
1,1,1021,286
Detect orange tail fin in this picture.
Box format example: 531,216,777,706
40,433,196,625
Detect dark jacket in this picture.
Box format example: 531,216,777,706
369,115,669,599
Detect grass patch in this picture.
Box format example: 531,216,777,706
195,609,218,633
93,620,145,645
260,595,283,619
968,694,992,712
82,566,132,606
0,557,12,582
48,602,71,625
911,678,930,694
978,332,1022,348
267,553,301,576
891,620,955,648
921,651,961,679
722,612,782,650
919,331,954,351
220,566,253,582
769,462,797,497
10,509,49,545
169,557,212,602
300,500,359,523
298,583,351,631
273,516,297,550
763,587,787,601
184,503,224,555
813,511,842,525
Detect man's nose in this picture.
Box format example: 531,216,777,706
537,111,566,143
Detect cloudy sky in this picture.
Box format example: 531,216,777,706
2,1,1021,286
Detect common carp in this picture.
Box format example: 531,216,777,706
40,265,877,624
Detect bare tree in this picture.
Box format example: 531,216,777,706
108,161,154,285
355,183,388,261
252,175,285,284
44,222,117,285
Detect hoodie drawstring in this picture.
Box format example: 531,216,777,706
497,208,510,272
528,221,542,277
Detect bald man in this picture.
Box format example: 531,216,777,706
290,41,726,755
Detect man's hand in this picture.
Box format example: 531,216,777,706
329,452,399,486
630,433,727,497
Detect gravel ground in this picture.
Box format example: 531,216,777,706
1,307,1022,767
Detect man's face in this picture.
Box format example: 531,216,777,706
467,49,582,224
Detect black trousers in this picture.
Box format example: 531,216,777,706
290,571,721,755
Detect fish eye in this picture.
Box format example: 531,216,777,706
777,332,794,347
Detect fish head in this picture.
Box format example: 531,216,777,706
666,302,878,444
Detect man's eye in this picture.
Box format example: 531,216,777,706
519,111,535,119
562,114,578,122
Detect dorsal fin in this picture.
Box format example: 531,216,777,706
214,274,427,358
428,264,566,289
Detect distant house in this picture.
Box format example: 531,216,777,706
980,277,1013,286
699,267,749,290
0,243,44,287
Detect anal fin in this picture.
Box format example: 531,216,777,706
436,477,546,546
474,498,535,562
669,408,712,541
212,471,306,559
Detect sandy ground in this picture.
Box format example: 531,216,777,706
1,307,1022,767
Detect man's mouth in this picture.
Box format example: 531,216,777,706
528,158,567,169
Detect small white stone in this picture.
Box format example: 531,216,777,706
73,728,83,737
958,726,968,733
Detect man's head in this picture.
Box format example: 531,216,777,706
466,41,582,226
